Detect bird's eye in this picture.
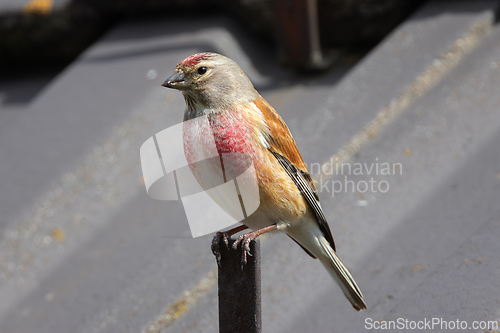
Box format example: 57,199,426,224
197,66,208,75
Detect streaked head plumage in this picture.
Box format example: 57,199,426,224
163,52,258,112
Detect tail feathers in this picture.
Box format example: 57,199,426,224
318,236,367,311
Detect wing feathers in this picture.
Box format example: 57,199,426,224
270,151,336,251
254,97,308,171
254,96,336,250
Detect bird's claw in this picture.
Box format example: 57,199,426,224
212,231,230,266
232,234,253,269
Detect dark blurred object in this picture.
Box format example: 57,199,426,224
273,0,327,70
0,1,110,75
0,0,425,73
84,0,425,68
273,0,424,69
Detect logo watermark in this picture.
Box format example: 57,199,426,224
140,120,404,236
365,317,499,330
140,115,259,238
309,157,403,197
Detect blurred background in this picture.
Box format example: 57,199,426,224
1,0,424,72
0,0,499,332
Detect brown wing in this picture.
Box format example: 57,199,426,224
254,96,336,251
254,97,309,172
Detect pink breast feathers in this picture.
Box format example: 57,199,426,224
210,115,257,181
182,113,256,187
210,116,251,155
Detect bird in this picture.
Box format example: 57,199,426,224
162,52,366,311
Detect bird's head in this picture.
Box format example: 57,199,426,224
162,52,258,112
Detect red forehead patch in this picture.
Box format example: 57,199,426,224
180,53,209,67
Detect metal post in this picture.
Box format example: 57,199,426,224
218,239,262,333
273,0,329,70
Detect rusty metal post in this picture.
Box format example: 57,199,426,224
273,0,328,70
218,239,261,333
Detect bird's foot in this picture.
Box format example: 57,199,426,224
232,224,279,269
232,232,256,269
211,231,230,267
211,225,249,267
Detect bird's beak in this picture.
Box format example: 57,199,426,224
162,71,187,90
